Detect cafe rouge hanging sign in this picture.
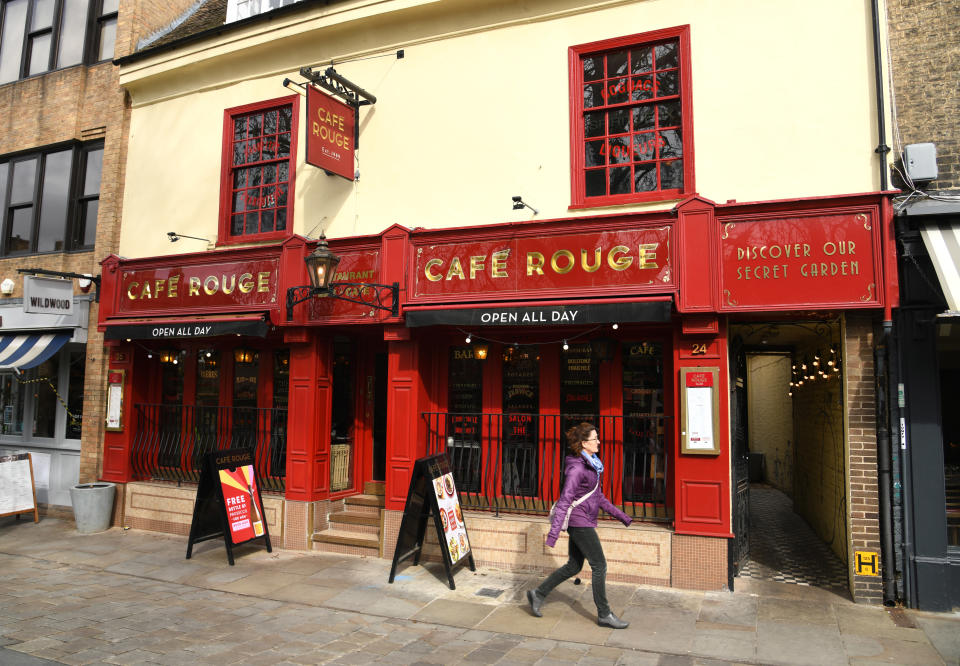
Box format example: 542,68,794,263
306,85,355,181
413,226,672,299
117,259,279,314
718,210,881,310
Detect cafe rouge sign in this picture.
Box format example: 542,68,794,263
414,227,672,298
117,259,279,313
719,211,881,310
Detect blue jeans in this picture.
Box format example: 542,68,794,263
536,526,609,617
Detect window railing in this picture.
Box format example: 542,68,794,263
131,403,286,492
422,412,671,521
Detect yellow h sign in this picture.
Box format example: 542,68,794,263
854,551,880,576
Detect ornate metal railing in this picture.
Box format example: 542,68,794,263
422,412,671,521
131,403,286,492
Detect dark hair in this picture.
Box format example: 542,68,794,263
566,422,596,455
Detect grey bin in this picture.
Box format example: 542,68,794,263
69,482,116,534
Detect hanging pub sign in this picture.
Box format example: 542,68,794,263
23,276,74,315
186,448,271,565
306,85,355,181
388,452,475,589
718,209,881,310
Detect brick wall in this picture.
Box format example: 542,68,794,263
886,0,960,191
844,313,883,604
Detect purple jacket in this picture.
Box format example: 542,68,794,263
546,454,632,547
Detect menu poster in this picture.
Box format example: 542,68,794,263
389,453,476,590
432,472,471,565
680,368,721,455
218,465,266,544
186,448,272,565
0,453,38,522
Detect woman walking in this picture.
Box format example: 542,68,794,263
527,422,632,628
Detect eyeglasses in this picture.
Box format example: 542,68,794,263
584,437,600,442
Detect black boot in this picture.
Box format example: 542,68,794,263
598,612,629,629
526,589,544,617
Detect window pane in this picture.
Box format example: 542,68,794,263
83,148,103,195
661,160,683,189
609,166,630,194
658,101,681,128
279,106,292,132
31,0,54,28
7,208,32,251
80,200,97,247
633,105,654,131
501,344,539,496
32,356,59,438
0,0,28,84
101,0,119,14
275,207,286,230
585,140,604,167
656,70,678,97
561,342,598,433
584,169,605,197
609,137,630,164
631,75,653,101
583,83,603,109
66,350,85,439
0,163,8,215
607,77,628,105
98,17,116,61
655,41,678,70
37,149,70,252
608,108,630,134
261,209,274,232
635,164,657,192
582,55,603,82
11,158,37,203
631,47,652,74
659,129,682,158
27,32,52,76
634,132,657,161
608,51,628,77
584,111,604,138
0,373,25,435
57,0,89,67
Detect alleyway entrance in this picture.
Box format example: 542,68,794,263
737,485,849,595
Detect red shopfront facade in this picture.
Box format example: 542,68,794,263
97,192,896,592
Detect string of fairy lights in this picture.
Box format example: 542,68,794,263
788,345,842,397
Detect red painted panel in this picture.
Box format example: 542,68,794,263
718,210,881,310
286,458,308,496
413,227,672,299
116,259,279,314
306,250,380,320
677,206,715,312
679,480,723,523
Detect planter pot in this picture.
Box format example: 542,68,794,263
69,482,116,534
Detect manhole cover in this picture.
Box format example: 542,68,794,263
476,587,504,598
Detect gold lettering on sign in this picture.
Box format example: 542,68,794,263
257,272,270,293
582,248,601,272
238,273,254,294
551,250,574,274
638,243,659,270
168,275,179,297
608,246,633,271
425,258,443,282
189,277,201,296
527,252,545,276
491,250,509,278
469,256,485,279
221,275,236,295
204,276,219,295
446,257,465,280
127,282,139,299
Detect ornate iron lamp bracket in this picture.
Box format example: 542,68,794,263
286,282,399,321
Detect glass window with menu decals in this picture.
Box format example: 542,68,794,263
570,25,692,207
447,346,483,492
621,341,665,502
501,345,539,497
560,341,598,433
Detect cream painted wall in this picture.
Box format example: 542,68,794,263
746,353,794,495
118,0,888,258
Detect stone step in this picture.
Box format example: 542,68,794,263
311,529,380,556
345,493,385,509
364,481,385,496
328,512,379,535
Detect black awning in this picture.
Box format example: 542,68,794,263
103,314,269,340
405,299,672,328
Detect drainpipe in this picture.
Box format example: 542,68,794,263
875,320,898,605
870,0,890,190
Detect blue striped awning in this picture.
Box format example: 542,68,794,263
0,332,72,370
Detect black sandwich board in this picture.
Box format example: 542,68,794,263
388,452,475,589
186,448,272,565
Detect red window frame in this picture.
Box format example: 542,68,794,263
218,94,300,245
569,25,694,209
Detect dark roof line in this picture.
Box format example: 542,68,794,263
115,0,338,67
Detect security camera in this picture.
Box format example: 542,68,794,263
167,232,179,241
512,196,522,202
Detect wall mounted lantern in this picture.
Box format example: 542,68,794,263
286,233,399,321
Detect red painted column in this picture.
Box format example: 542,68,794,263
101,343,135,483
284,329,331,501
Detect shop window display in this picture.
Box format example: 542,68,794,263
502,345,540,496
448,345,483,492
621,341,665,502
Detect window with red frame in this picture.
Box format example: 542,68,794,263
569,26,693,207
223,99,296,239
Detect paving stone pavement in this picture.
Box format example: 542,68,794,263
1,516,958,665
